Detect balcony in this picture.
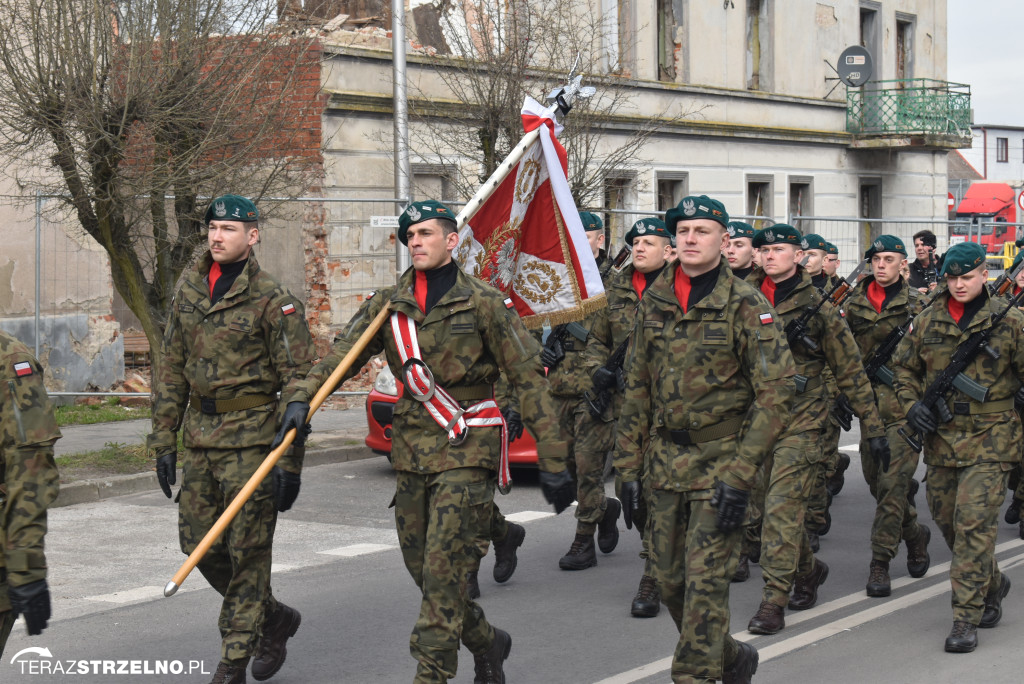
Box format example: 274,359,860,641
846,79,972,150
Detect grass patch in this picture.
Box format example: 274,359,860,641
55,397,151,426
57,442,154,483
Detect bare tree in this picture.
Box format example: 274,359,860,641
0,0,323,352
407,0,693,208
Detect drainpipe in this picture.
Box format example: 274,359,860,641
393,0,412,279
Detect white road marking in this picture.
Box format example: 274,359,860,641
319,543,396,557
504,510,556,523
838,444,861,452
596,538,1024,684
84,586,183,604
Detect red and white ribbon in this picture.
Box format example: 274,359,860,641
391,311,511,492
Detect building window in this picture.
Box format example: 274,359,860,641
860,3,880,68
657,0,678,81
601,0,635,75
896,15,915,82
746,175,773,229
412,164,456,202
997,137,1009,163
788,177,813,230
604,174,635,245
859,178,882,245
745,0,772,91
656,173,688,212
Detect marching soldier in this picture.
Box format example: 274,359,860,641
148,195,316,684
606,216,676,618
615,195,796,682
843,236,931,597
823,242,841,279
746,225,890,635
894,241,1022,653
0,331,60,658
581,211,613,280
276,200,573,683
1004,251,1024,540
724,221,757,281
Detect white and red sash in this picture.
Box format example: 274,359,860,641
390,311,512,493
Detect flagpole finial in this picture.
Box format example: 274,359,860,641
546,53,596,119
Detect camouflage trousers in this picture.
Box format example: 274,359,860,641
806,416,841,532
394,467,496,683
0,571,12,659
860,421,922,561
760,431,822,606
468,502,510,559
554,395,614,535
179,446,279,666
742,455,770,558
926,462,1010,625
648,488,742,683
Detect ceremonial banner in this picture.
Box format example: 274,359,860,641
454,97,606,328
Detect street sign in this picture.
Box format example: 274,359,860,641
371,216,399,228
837,46,873,87
948,192,956,211
1017,190,1024,213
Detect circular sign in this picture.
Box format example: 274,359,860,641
837,46,873,87
1017,190,1024,213
948,192,956,211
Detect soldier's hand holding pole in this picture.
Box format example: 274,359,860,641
710,481,749,533
272,401,312,449
539,469,576,514
9,579,51,636
867,436,891,473
620,479,643,531
272,467,302,512
155,449,177,499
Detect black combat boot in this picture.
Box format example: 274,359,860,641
980,575,1011,628
251,602,301,681
818,493,833,536
747,542,761,565
722,641,759,684
807,531,820,553
788,559,829,610
866,559,891,597
467,570,481,599
827,453,851,496
747,600,784,634
944,620,978,653
906,524,931,578
473,627,511,684
558,533,597,570
732,554,750,583
597,498,622,554
492,522,525,583
630,574,660,617
210,662,247,684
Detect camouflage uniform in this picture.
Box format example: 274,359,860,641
291,265,565,683
0,332,61,657
147,254,315,666
893,288,1024,625
753,269,885,608
615,260,796,682
845,276,928,563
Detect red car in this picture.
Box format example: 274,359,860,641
365,365,539,464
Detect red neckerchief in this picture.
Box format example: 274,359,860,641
1015,285,1022,297
947,296,965,324
414,270,428,312
674,266,691,313
632,269,647,299
208,261,222,299
760,277,776,306
867,280,887,313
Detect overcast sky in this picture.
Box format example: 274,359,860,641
947,0,1020,125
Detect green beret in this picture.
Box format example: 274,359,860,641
205,194,259,223
398,200,456,246
825,241,839,255
1012,250,1024,270
752,224,802,248
625,218,673,246
940,242,987,277
802,233,828,252
665,195,729,230
727,221,755,240
867,234,907,258
579,211,603,232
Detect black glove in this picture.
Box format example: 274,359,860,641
867,435,891,473
272,466,301,512
1015,385,1024,409
539,470,576,514
906,401,937,435
832,393,854,432
271,401,312,450
155,449,177,499
539,338,564,371
1006,497,1024,525
591,367,617,393
620,480,642,531
9,580,51,636
710,480,749,533
501,407,524,443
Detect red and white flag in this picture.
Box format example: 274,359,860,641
455,97,606,328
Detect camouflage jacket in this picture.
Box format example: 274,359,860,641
614,260,797,492
752,268,885,438
147,254,315,471
844,276,925,423
537,306,612,399
292,265,567,474
893,289,1024,467
1,332,61,588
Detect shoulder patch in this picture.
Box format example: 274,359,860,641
281,303,296,316
366,290,376,300
759,312,774,325
14,361,33,377
503,297,514,309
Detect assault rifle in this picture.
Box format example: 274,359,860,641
784,259,869,352
541,321,590,373
584,332,631,418
898,285,1024,452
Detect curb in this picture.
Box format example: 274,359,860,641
54,442,380,509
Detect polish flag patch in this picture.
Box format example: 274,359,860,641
14,361,32,377
759,312,774,325
503,298,514,309
281,303,296,316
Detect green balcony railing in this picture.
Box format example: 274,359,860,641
847,79,971,137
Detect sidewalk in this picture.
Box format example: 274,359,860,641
54,404,380,508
